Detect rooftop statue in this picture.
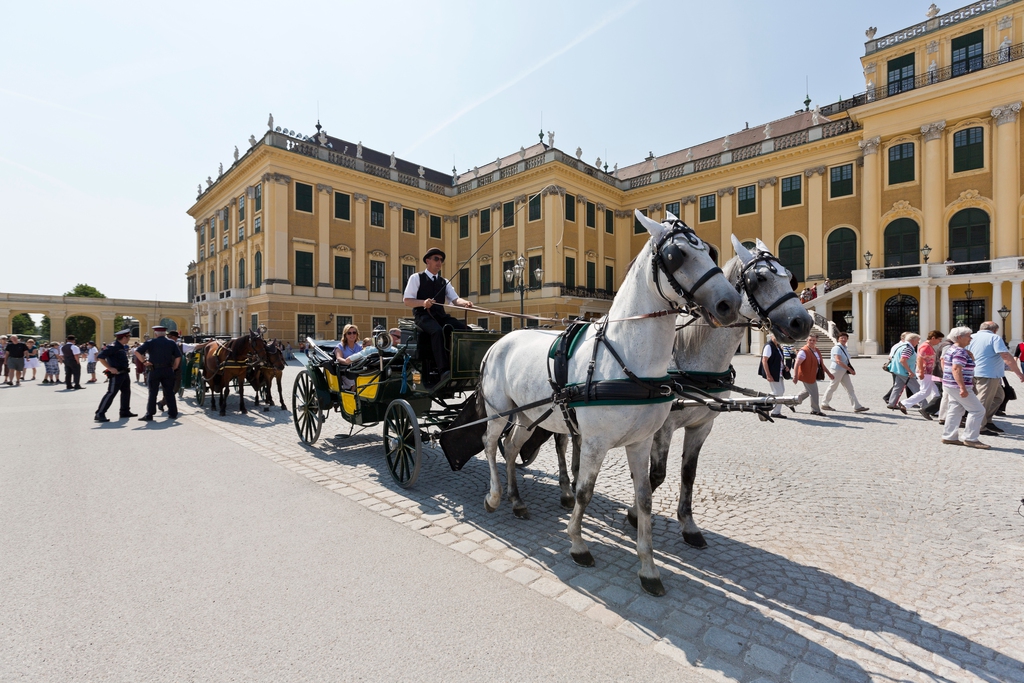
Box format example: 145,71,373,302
267,113,274,130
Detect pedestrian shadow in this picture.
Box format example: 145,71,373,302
291,432,1018,682
131,420,183,431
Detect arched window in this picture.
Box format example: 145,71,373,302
948,208,990,274
826,228,857,280
254,252,263,288
778,235,805,283
883,218,920,278
238,258,246,289
223,264,230,291
883,294,919,352
741,240,756,251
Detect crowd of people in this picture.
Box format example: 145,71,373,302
759,321,1023,449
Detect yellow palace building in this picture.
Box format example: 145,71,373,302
187,0,1024,355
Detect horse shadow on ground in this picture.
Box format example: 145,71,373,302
294,436,1020,682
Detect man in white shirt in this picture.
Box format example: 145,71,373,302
821,332,869,412
61,335,84,390
403,248,473,383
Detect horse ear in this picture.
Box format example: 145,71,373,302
755,238,770,254
634,209,666,240
665,209,679,223
731,235,754,265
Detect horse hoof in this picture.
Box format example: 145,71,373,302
559,494,575,510
513,506,530,520
639,575,666,597
484,499,498,513
626,508,638,529
683,531,708,549
571,550,595,567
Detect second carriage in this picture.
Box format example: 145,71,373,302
292,320,506,488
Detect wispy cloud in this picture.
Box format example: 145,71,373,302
0,86,107,121
0,155,86,195
404,0,643,155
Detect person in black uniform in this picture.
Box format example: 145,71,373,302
134,325,182,421
94,328,137,423
157,329,183,412
403,247,473,385
61,335,84,390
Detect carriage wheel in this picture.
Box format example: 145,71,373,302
292,371,323,445
384,399,421,489
195,376,206,406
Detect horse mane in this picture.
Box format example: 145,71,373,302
675,255,743,355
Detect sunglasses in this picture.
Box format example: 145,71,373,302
347,331,360,335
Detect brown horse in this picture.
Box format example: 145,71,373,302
247,340,288,412
202,331,267,416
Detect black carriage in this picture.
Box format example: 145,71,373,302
292,321,504,488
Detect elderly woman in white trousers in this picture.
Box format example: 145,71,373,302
941,326,989,449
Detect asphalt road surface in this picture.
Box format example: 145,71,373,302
0,378,706,682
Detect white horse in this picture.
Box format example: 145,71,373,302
477,210,742,596
626,236,813,547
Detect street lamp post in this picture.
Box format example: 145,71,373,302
920,243,932,264
844,311,854,333
504,255,543,328
998,305,1010,342
863,251,873,269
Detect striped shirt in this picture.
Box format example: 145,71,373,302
942,346,974,388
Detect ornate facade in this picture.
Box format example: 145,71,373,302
187,0,1024,354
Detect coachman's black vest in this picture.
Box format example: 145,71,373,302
758,341,783,380
413,272,447,319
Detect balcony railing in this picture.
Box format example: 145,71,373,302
865,0,1013,54
821,42,1024,116
559,285,616,301
853,257,1015,283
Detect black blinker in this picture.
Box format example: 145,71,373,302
661,242,686,273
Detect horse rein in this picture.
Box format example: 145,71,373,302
650,219,722,316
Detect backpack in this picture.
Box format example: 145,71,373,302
40,350,49,362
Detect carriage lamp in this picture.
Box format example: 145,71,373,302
920,243,932,264
844,311,854,333
863,251,873,268
999,305,1010,341
191,324,201,334
965,283,974,301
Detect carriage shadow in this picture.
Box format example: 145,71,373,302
290,433,1015,681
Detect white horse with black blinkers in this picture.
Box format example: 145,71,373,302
477,210,742,596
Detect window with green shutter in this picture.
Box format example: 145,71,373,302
403,208,415,234
334,256,350,290
605,209,614,234
459,215,469,239
503,201,515,227
952,30,983,77
458,268,469,297
528,255,542,289
295,182,313,213
634,208,648,234
254,183,262,212
528,194,541,221
586,201,595,228
586,261,596,292
429,215,441,239
778,235,805,283
238,195,245,222
605,265,614,293
370,201,385,227
565,194,575,221
781,175,802,206
295,251,313,287
480,208,490,233
888,143,915,184
699,195,716,222
334,192,350,220
479,264,491,295
254,252,262,287
665,201,680,219
402,264,415,288
737,185,756,215
370,260,385,293
887,53,915,95
565,257,576,289
953,127,983,172
830,164,854,198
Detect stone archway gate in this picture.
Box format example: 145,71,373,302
0,291,194,342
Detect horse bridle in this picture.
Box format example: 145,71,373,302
738,251,800,320
650,219,723,311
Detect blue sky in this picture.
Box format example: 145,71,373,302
0,0,928,302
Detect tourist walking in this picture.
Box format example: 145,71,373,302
0,335,7,379
61,335,84,390
886,333,921,413
821,332,869,412
23,339,40,381
968,321,1024,436
758,332,788,418
4,334,27,386
84,341,100,383
43,342,61,384
941,327,988,449
793,335,832,416
901,330,944,419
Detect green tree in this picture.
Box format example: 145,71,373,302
66,316,96,343
41,316,51,340
11,313,37,335
64,283,106,298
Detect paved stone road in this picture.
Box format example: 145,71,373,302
181,355,1024,683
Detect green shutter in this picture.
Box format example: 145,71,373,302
334,256,350,289
565,257,575,289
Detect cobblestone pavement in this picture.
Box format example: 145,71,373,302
176,355,1024,683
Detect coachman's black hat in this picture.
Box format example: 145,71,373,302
423,247,446,263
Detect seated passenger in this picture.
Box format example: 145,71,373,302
334,324,362,362
339,329,402,367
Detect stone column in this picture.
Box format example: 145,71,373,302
542,187,562,294
718,187,734,262
992,280,1003,326
0,308,9,336
939,284,950,332
849,289,861,355
991,102,1021,258
751,328,766,357
49,311,66,341
859,137,882,267
98,312,116,345
758,178,777,249
919,284,935,336
682,196,696,228
1011,279,1023,346
863,287,878,355
388,201,402,297
489,203,501,302
469,208,480,296
806,167,825,279
353,194,368,300
316,184,333,297
920,121,946,258
264,172,291,290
